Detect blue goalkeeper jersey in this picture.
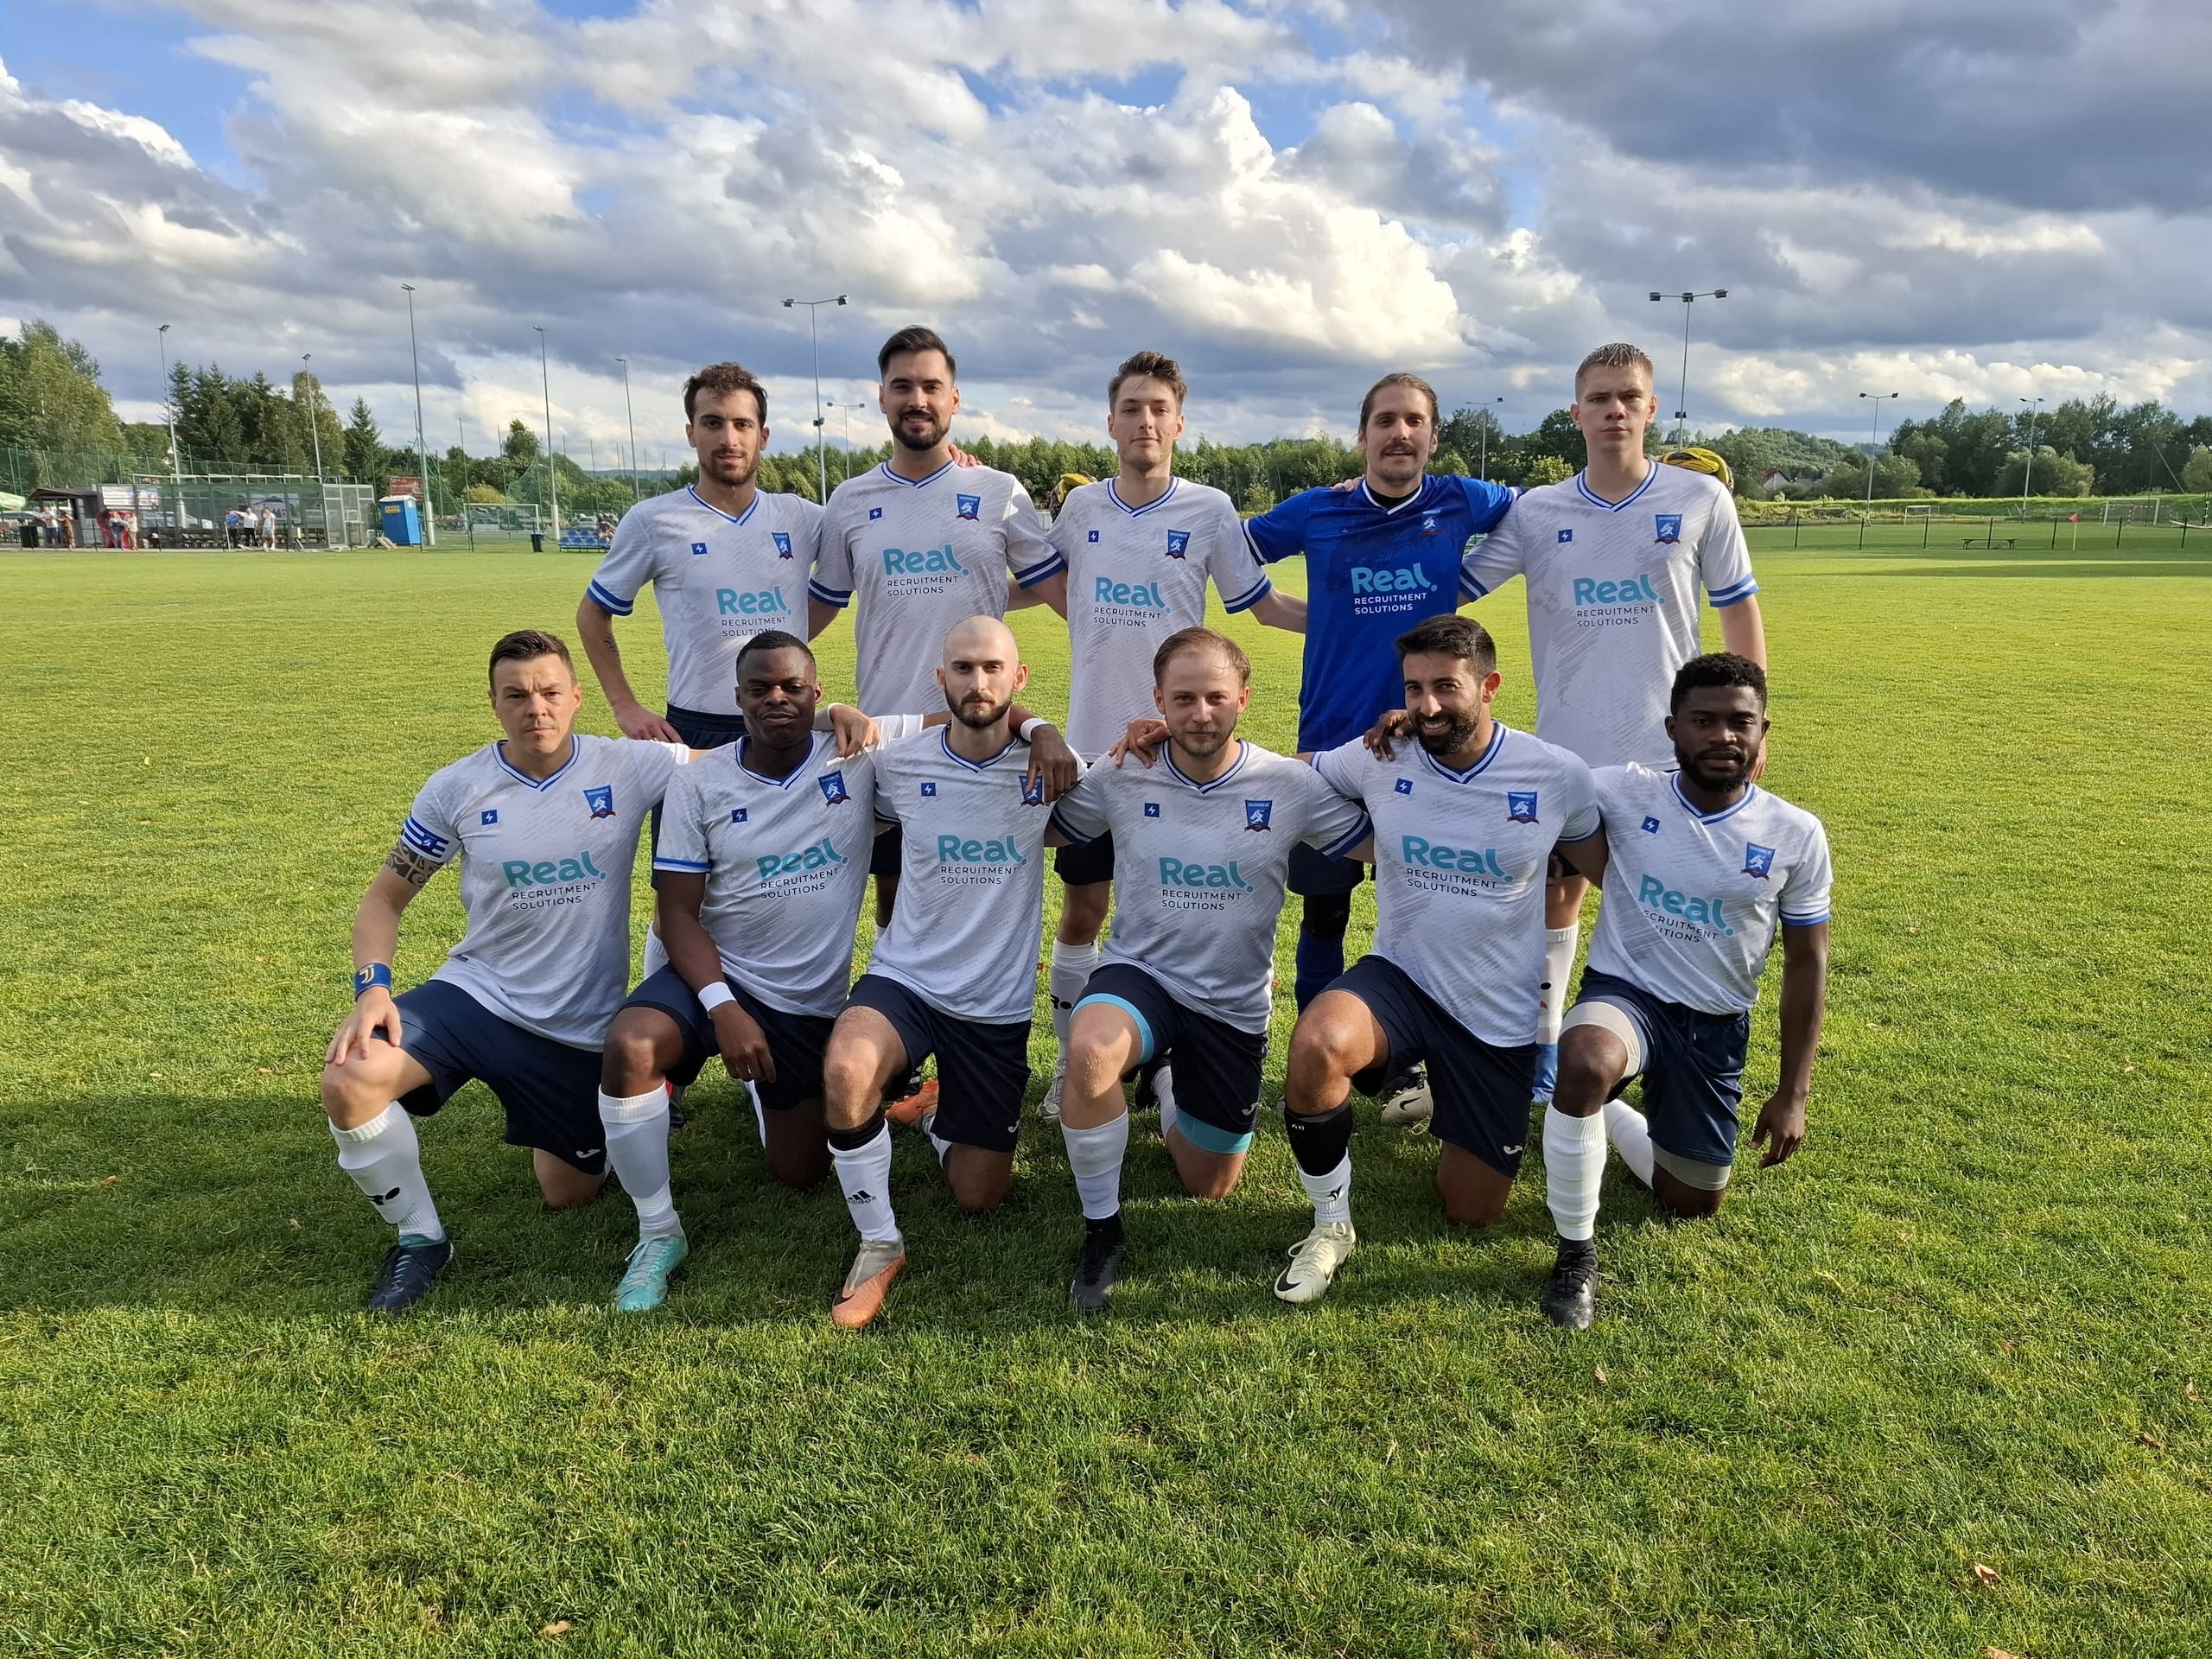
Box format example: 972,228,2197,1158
1243,474,1514,752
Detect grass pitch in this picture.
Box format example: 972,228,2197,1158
3,525,2208,1656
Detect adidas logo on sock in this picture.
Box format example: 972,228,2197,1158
850,1191,875,1203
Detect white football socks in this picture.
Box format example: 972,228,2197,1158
1048,939,1097,1045
921,1114,952,1166
1543,1105,1607,1243
598,1086,679,1237
1062,1113,1129,1222
1299,1155,1353,1227
1538,924,1579,1046
330,1103,444,1243
641,925,671,981
1603,1098,1656,1186
831,1121,899,1243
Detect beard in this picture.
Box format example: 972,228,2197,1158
946,687,1012,730
1414,709,1478,757
1171,723,1231,760
704,451,757,487
1676,742,1751,791
892,409,949,452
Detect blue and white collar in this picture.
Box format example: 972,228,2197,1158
1358,474,1433,516
493,735,581,791
733,732,823,789
1415,722,1507,785
936,728,1018,772
1670,772,1758,823
1573,464,1657,512
1163,740,1249,793
687,485,760,526
1109,477,1179,518
878,459,957,490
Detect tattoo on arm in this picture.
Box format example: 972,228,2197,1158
385,841,443,887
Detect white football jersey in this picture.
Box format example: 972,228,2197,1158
1461,464,1758,766
1048,742,1369,1032
814,461,1061,715
1313,725,1599,1046
868,727,1068,1024
586,486,823,715
1047,479,1271,757
400,734,688,1046
652,732,885,1019
1586,763,1832,1015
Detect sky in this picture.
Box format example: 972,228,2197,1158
3,0,2208,465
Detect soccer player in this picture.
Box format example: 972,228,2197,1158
818,616,1071,1329
1273,614,1604,1304
1537,653,1830,1329
1457,343,1766,1108
1046,627,1369,1310
575,362,833,752
1039,350,1306,1118
1241,373,1516,1122
812,327,1069,930
318,630,690,1312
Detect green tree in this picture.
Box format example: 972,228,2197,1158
2180,447,2212,493
0,321,126,475
341,398,384,484
502,420,539,464
1993,448,2094,499
1816,452,1922,499
1523,455,1572,487
290,371,346,478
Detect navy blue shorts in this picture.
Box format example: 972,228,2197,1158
1574,968,1750,1167
1053,830,1115,887
869,823,903,879
650,702,750,887
1288,841,1366,898
1333,955,1537,1178
387,980,607,1173
620,966,836,1113
846,974,1030,1153
1075,963,1267,1153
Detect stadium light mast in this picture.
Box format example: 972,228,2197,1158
302,352,329,547
1856,391,1900,509
1468,395,1505,480
1649,289,1729,446
157,323,181,532
534,325,559,536
400,284,436,547
826,398,859,482
782,293,848,503
617,356,640,506
2019,394,2045,511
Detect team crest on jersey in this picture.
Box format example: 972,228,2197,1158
584,785,616,818
730,808,749,823
1641,815,1661,835
956,493,982,521
1394,779,1414,795
1021,773,1047,805
1166,529,1192,559
1243,798,1273,831
772,531,794,559
1654,513,1683,543
690,541,709,556
1087,529,1101,543
1420,512,1440,535
1506,791,1540,823
1743,842,1777,879
818,771,849,804
868,506,884,521
920,780,938,798
480,809,499,825
1557,529,1574,544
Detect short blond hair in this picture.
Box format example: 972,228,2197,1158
1574,343,1655,396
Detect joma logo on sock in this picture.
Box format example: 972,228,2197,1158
503,852,609,887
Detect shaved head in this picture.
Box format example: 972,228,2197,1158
938,614,1029,733
943,613,1020,667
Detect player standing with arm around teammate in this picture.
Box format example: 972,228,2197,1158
1272,615,1605,1305
1457,344,1766,1109
1537,653,1829,1329
1046,628,1369,1310
1038,351,1306,1119
1240,374,1515,1122
318,631,690,1312
817,617,1074,1329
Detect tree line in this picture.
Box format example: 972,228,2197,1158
8,317,2212,510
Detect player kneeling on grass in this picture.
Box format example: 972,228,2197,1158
1274,614,1605,1304
593,630,900,1311
820,616,1077,1329
1537,652,1832,1330
1045,627,1370,1312
320,630,691,1313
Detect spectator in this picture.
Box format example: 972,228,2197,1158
259,504,278,547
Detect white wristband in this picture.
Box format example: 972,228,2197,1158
697,982,736,1014
1020,715,1050,742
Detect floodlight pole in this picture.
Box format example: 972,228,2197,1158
1856,391,1899,509
535,325,559,535
826,399,858,481
302,352,329,547
1649,289,1729,446
402,285,435,546
1470,395,1504,480
158,323,181,537
618,356,640,505
782,293,848,502
2019,395,2044,511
